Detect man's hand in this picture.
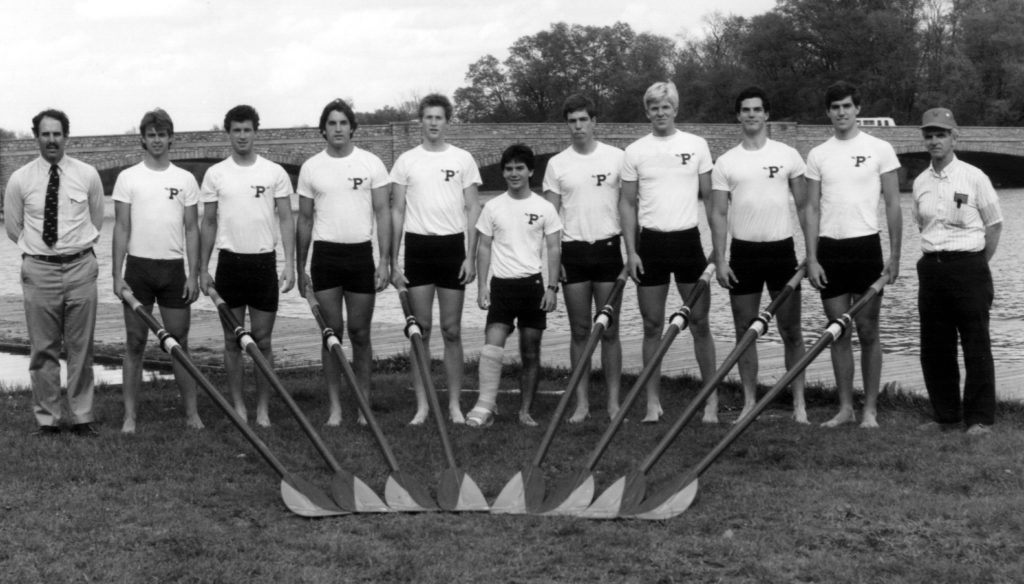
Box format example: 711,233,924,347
806,260,827,290
458,257,476,285
391,266,408,288
113,276,132,301
298,272,311,298
199,271,215,296
279,269,295,294
882,256,900,284
183,275,200,304
715,261,737,289
626,252,644,283
541,289,557,312
375,263,390,292
477,286,490,310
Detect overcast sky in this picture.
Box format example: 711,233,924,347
1,0,776,136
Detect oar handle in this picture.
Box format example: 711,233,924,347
579,268,711,472
207,287,346,475
302,285,404,472
637,264,807,474
530,268,629,468
120,290,292,480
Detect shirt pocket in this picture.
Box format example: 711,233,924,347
67,190,88,204
945,191,976,228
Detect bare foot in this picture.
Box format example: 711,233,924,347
821,409,857,428
519,411,538,427
642,404,664,424
568,406,590,424
185,416,205,430
607,403,620,421
233,403,248,424
409,409,429,426
860,410,879,429
357,412,368,426
255,408,271,428
449,406,465,425
793,401,809,425
732,404,755,425
326,411,342,427
121,418,136,434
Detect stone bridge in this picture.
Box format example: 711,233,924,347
3,122,1023,195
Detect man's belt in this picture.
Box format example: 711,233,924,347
23,248,94,264
921,250,983,262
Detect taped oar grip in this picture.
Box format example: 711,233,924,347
157,329,182,353
668,306,691,329
748,310,773,336
594,305,615,328
321,328,343,351
404,316,422,338
233,326,257,350
826,314,852,341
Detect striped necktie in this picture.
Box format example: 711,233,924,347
43,164,59,247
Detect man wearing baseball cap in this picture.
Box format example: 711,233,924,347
912,107,1002,435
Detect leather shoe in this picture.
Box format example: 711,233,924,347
966,424,992,436
71,423,100,437
32,425,60,436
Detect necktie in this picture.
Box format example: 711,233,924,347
43,165,59,247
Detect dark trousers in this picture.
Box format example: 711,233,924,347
917,252,996,425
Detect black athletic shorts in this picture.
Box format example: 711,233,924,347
728,238,799,296
637,227,707,286
124,255,190,309
311,240,375,294
486,274,547,331
404,232,465,290
562,235,624,284
817,233,884,300
215,250,279,312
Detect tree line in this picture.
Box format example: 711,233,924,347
453,0,1024,126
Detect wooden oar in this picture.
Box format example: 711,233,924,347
302,281,438,512
208,288,389,514
120,290,346,518
622,274,888,520
582,265,806,519
534,264,715,516
396,285,489,512
490,268,629,514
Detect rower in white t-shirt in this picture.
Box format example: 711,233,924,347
296,99,391,427
198,104,296,428
709,86,811,425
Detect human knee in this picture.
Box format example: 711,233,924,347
570,321,591,343
440,322,461,344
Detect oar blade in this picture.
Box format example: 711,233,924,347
624,478,699,521
385,471,439,512
280,475,349,518
329,472,390,513
577,475,628,519
534,470,594,516
437,468,489,512
613,471,650,517
490,471,526,515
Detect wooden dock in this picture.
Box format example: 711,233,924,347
0,294,1021,401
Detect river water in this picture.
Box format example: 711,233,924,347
0,190,1020,387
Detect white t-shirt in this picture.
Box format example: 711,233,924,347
390,144,482,236
542,141,623,242
112,162,199,259
476,192,563,280
805,132,900,239
622,131,713,232
297,148,390,244
711,139,806,242
200,155,292,253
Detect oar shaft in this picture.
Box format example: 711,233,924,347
122,294,291,479
531,272,628,468
210,292,345,474
638,267,806,473
581,277,709,471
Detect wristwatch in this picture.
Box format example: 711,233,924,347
547,284,559,293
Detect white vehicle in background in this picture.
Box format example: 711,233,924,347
857,117,896,127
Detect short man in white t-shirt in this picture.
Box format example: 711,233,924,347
467,144,562,428
390,94,482,425
542,94,625,423
709,87,810,424
199,105,296,427
112,108,203,433
620,81,717,424
296,99,391,426
805,81,902,429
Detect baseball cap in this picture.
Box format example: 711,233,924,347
921,108,958,130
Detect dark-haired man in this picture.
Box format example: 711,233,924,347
913,108,1002,435
112,108,203,433
5,109,105,436
297,99,391,426
542,93,625,422
709,86,810,424
467,144,562,428
805,81,902,429
199,105,295,427
390,94,482,425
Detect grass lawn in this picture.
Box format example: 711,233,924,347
1,355,1022,584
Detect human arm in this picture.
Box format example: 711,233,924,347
709,188,734,289
182,204,200,303
111,201,131,298
276,196,296,293
198,201,218,295
476,232,492,310
698,171,713,264
295,197,314,298
541,231,561,312
543,189,567,282
87,170,105,231
372,184,392,292
619,180,642,281
460,184,482,285
389,183,407,287
880,170,902,283
803,178,825,289
984,222,1002,262
5,179,24,243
